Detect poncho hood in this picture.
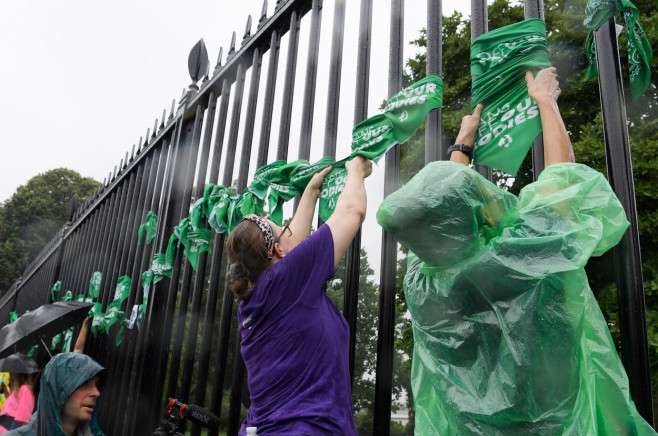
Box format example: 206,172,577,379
377,161,518,267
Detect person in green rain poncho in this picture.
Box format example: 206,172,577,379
377,67,656,435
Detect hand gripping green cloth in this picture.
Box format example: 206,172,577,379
471,19,551,175
376,161,656,435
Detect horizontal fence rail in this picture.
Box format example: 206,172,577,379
1,0,653,434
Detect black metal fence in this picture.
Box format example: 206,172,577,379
0,0,653,434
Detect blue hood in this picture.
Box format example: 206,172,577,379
6,353,104,436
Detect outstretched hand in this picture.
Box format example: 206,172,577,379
526,67,560,103
306,165,333,197
455,103,484,148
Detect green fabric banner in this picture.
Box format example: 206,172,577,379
471,18,551,176
584,0,652,100
89,271,102,299
51,281,61,301
9,312,18,322
151,253,172,283
319,167,348,222
137,211,158,244
206,184,234,234
184,228,212,270
62,290,73,302
114,276,131,302
90,302,104,336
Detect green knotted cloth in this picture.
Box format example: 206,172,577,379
584,0,652,100
137,211,158,244
471,18,551,176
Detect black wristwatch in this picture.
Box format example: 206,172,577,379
447,144,473,161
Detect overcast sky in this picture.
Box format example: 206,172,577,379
0,0,477,204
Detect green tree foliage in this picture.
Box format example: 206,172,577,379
397,0,658,423
0,168,101,293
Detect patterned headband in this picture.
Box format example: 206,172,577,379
241,214,275,257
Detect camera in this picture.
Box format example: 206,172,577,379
152,398,221,436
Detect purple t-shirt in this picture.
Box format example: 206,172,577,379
237,224,356,435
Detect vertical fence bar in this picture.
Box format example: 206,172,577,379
373,1,403,435
594,17,654,425
524,0,546,180
426,0,443,163
276,11,301,161
258,31,281,163
298,0,322,159
323,0,345,157
223,62,251,436
342,0,373,386
470,0,492,180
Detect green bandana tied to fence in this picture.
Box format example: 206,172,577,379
51,281,61,301
320,74,444,220
584,0,652,100
470,18,551,175
89,272,102,299
137,211,158,244
62,291,73,302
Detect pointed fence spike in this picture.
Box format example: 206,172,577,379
113,166,117,180
153,119,158,137
119,159,124,172
131,144,136,159
243,15,252,46
138,136,143,152
161,110,166,128
169,99,176,120
124,152,129,167
213,47,224,75
103,177,107,186
228,31,236,58
107,172,112,185
145,128,150,144
275,0,283,11
258,0,268,29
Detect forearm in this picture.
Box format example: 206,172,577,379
288,185,320,244
326,170,367,266
537,98,573,167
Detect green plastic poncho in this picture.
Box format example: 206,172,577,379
6,353,105,436
377,161,655,435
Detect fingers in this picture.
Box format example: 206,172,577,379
317,165,333,178
473,103,484,118
525,70,534,84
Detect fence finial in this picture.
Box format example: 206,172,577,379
145,128,151,146
243,15,253,47
131,143,136,159
228,32,237,60
258,0,268,29
124,152,129,168
152,119,158,138
169,98,176,120
275,0,283,12
214,47,224,76
188,39,210,91
161,109,166,129
138,136,143,153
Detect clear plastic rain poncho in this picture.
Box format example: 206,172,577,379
376,161,656,435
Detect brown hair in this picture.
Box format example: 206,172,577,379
226,220,271,300
9,372,36,396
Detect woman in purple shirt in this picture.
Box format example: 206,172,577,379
226,156,372,435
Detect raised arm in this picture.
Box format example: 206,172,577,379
326,156,372,267
525,68,574,167
284,165,334,247
73,316,91,353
